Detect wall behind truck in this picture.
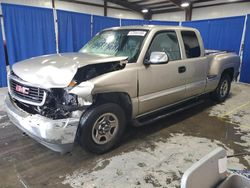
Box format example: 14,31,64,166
0,0,143,19
152,2,250,22
192,2,250,21
152,11,185,22
0,20,6,87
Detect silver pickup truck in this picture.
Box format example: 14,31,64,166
4,26,240,154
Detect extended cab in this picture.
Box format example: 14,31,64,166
4,26,240,154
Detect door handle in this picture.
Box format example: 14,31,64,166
178,66,186,73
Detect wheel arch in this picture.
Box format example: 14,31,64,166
92,92,133,121
221,67,234,81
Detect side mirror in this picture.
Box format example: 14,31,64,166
144,52,169,65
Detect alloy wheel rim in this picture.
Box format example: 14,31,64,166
92,113,119,145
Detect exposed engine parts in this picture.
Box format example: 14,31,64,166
38,89,80,119
13,88,82,119
73,61,125,83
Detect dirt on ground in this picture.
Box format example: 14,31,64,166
0,83,250,188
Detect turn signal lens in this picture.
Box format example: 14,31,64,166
68,80,77,87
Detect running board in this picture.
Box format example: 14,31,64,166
133,99,204,127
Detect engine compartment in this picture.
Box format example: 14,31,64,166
73,61,125,83
39,89,79,119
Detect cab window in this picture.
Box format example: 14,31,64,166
181,31,201,58
148,31,181,61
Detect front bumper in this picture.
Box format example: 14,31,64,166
4,95,80,153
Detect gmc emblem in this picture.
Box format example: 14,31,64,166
15,85,29,95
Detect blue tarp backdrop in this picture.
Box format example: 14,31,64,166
92,15,120,36
182,16,245,54
121,19,150,26
57,10,91,53
2,3,56,66
0,23,7,87
150,20,179,26
240,15,250,83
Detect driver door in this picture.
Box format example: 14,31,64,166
138,31,187,115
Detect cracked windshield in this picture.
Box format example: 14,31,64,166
80,30,147,63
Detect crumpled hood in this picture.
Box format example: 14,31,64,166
12,53,127,88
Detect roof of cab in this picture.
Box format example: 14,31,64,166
104,25,197,31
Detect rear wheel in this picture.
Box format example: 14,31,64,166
211,74,231,102
78,103,126,154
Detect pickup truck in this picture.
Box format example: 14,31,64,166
4,26,240,154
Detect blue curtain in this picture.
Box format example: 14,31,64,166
57,10,91,53
0,23,7,87
182,16,245,54
121,19,178,26
121,19,150,26
150,20,179,26
240,15,250,83
93,15,120,36
2,3,56,66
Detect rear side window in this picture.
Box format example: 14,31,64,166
181,31,201,58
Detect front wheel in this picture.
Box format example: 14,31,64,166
78,103,126,154
211,74,231,102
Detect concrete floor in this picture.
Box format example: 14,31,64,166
0,83,250,188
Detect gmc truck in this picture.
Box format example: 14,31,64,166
4,26,240,154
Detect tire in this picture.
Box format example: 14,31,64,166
78,103,126,154
211,74,231,102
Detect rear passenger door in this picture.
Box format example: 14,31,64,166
180,30,207,98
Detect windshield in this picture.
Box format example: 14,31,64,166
80,29,148,63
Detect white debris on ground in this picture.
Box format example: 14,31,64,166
0,88,9,129
62,134,244,188
209,83,250,129
0,87,7,108
0,114,6,118
0,120,9,129
209,83,250,151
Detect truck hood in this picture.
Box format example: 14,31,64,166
12,53,127,88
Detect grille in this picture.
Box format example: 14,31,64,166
9,74,47,106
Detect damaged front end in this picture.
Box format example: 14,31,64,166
5,95,80,153
5,56,127,153
5,73,92,153
36,61,125,119
9,59,126,120
8,71,93,120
